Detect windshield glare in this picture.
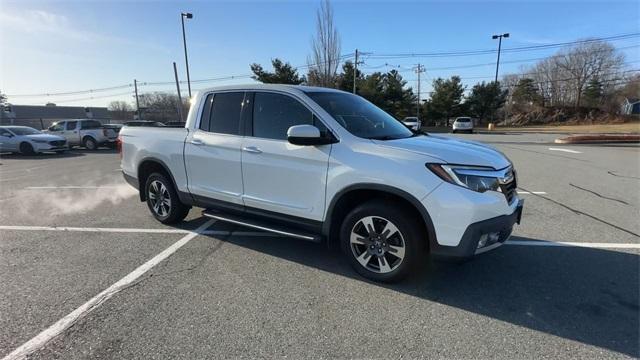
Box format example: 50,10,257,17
306,91,414,140
7,127,42,135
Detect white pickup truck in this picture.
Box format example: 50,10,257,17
120,84,523,282
48,119,118,149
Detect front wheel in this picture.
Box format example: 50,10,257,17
20,142,35,155
145,173,191,224
340,200,423,283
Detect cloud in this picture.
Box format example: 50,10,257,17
0,9,167,52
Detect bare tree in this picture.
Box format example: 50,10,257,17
108,100,133,120
137,92,189,122
555,40,624,107
307,0,341,87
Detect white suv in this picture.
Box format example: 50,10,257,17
120,85,523,282
452,117,474,133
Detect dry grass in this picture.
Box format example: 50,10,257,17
495,123,640,134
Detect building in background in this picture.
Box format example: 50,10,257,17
621,98,640,115
0,103,111,129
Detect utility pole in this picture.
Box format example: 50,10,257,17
353,49,358,94
173,62,184,123
492,33,509,83
414,64,426,120
134,79,140,120
181,12,193,98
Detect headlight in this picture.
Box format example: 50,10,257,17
426,163,503,193
32,139,48,143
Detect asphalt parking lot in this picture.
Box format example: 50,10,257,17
1,133,638,359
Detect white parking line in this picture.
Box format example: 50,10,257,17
1,219,216,360
24,186,121,190
505,240,640,249
517,191,547,195
548,147,582,154
0,225,283,236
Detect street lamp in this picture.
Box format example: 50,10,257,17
492,33,509,83
181,12,193,98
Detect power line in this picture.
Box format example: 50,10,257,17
365,33,639,59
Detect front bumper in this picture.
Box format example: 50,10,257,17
430,199,523,259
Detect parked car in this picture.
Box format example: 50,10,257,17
47,119,117,150
0,126,68,154
123,121,166,127
452,117,474,133
402,116,421,131
120,85,523,283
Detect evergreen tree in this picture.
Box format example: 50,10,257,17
250,59,305,84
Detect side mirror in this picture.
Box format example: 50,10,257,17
287,124,335,146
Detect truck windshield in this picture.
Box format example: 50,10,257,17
305,91,414,140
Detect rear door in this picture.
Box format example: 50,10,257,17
184,92,246,206
0,128,18,151
62,121,80,145
240,91,332,221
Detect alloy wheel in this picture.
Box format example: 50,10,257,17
148,180,171,217
350,216,406,274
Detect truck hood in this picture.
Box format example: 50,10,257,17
373,134,511,169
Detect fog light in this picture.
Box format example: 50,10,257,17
488,232,500,244
477,234,488,249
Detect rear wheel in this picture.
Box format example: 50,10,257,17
19,142,35,155
83,137,97,150
145,173,190,224
340,200,423,283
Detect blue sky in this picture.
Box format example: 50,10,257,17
1,0,639,107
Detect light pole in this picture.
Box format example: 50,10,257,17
492,33,509,83
181,12,193,98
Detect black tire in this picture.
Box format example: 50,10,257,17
452,130,457,134
19,142,35,155
144,173,190,224
83,137,97,150
55,150,66,154
340,199,424,283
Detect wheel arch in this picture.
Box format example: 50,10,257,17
137,157,192,204
323,184,437,252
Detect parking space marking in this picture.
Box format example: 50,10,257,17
2,219,216,360
548,147,582,154
517,191,547,195
0,225,192,234
25,186,121,190
505,240,640,249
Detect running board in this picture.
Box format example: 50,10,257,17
202,210,322,243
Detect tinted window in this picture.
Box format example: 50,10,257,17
306,91,413,140
66,121,77,130
49,123,64,131
0,129,13,136
199,94,213,131
456,118,471,123
81,120,102,129
8,127,41,135
253,92,314,140
209,92,244,135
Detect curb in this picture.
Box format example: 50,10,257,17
555,134,640,144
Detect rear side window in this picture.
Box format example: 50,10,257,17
199,94,213,131
81,120,102,129
253,92,314,140
208,92,244,135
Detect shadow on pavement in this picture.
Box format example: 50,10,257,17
0,152,85,160
208,231,639,357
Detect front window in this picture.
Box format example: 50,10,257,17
305,91,414,140
7,127,41,136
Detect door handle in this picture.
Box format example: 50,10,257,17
243,146,262,154
190,139,204,145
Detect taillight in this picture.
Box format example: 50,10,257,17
116,135,122,158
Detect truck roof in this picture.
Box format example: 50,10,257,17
194,84,349,96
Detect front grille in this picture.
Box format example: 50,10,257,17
500,179,517,204
49,140,66,147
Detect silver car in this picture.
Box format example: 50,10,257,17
0,126,68,154
452,117,474,133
